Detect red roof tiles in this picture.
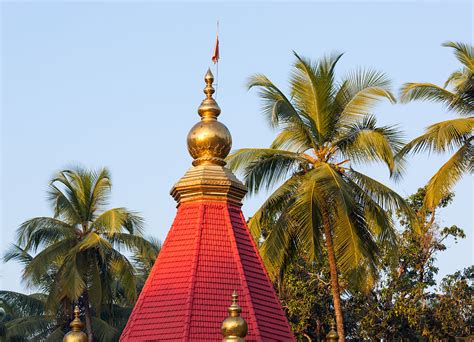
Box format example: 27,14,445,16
120,201,294,341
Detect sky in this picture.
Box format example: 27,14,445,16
0,1,472,293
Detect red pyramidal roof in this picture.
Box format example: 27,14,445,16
120,70,294,341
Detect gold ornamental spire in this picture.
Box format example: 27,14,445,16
187,69,232,166
171,69,246,206
221,291,248,341
326,320,338,342
63,306,88,342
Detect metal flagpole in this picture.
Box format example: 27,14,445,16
215,20,219,99
215,60,218,99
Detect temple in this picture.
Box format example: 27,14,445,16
120,70,294,341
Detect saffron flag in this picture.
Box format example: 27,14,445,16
212,34,219,64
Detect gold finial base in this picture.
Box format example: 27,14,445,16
170,164,247,206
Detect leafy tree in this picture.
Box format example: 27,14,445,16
228,52,413,340
275,188,470,340
400,41,474,209
430,266,473,337
3,167,159,341
353,188,469,339
277,255,334,341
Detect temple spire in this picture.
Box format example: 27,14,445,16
187,69,231,166
120,68,295,340
170,69,247,205
63,306,87,342
326,320,338,342
221,291,248,341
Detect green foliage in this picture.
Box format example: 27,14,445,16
399,41,474,209
278,257,333,341
276,188,472,340
228,52,411,338
430,266,474,336
1,167,161,341
229,53,411,278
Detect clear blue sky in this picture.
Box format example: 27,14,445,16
1,1,472,293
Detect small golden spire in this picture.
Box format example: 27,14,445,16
63,306,88,342
221,291,248,341
203,68,216,98
187,69,231,166
326,320,338,342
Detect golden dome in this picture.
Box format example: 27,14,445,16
187,69,232,166
63,306,88,342
221,291,248,341
326,320,338,341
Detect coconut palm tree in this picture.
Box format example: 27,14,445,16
2,238,161,341
5,167,157,341
0,290,53,341
400,41,473,210
227,53,413,340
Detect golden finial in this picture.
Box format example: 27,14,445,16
326,319,338,342
171,69,247,205
187,69,231,166
63,305,88,342
203,68,216,99
221,291,248,341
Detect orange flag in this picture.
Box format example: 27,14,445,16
212,34,219,64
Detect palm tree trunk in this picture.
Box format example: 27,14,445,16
83,292,94,342
323,221,345,341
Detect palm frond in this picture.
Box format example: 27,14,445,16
3,244,33,265
399,117,473,155
130,235,161,274
248,175,302,239
226,148,307,194
259,213,299,279
338,68,395,125
286,170,324,263
291,52,343,143
50,169,89,222
444,69,469,89
23,238,76,286
400,82,472,114
256,170,321,277
5,316,54,340
91,316,119,342
15,217,76,252
0,291,45,317
77,232,113,252
343,173,398,250
60,252,86,300
109,250,137,304
346,169,413,216
424,140,473,209
45,327,67,341
270,124,314,153
247,73,318,148
443,41,474,72
47,183,82,224
91,208,143,236
88,168,112,217
316,164,378,274
336,115,405,176
247,74,300,127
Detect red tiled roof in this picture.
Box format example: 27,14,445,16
120,201,294,341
